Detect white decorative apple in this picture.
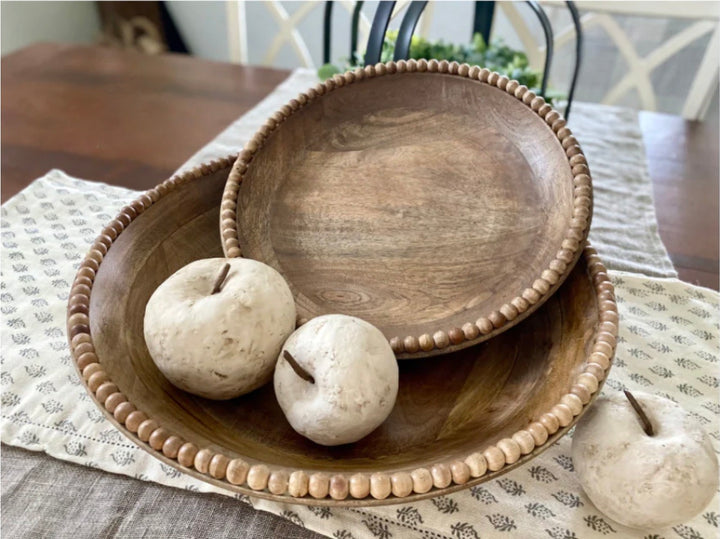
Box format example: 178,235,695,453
144,258,296,400
274,314,399,446
572,390,718,530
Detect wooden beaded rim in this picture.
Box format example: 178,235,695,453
67,158,616,506
220,59,594,356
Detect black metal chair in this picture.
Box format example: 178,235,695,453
323,1,582,119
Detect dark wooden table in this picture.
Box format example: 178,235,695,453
3,43,718,292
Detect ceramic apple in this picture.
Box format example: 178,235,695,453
572,390,718,530
144,257,296,400
273,314,399,446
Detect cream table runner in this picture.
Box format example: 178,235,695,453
2,69,716,539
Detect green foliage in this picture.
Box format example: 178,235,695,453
318,31,561,103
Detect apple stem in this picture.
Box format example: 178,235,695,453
211,263,231,295
283,350,315,384
624,390,654,436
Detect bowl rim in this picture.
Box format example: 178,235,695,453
219,59,594,358
67,157,618,506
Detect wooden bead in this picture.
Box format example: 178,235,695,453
113,401,136,423
433,330,450,349
248,464,270,490
540,412,560,434
193,449,213,473
87,371,109,392
462,322,479,340
403,336,419,354
370,473,391,499
104,392,127,413
82,362,103,380
329,475,349,500
431,463,452,488
465,452,487,477
497,75,509,90
500,303,519,321
69,324,90,339
556,248,575,264
541,269,560,285
75,347,96,368
511,296,530,313
560,393,584,415
496,438,521,464
161,435,183,459
533,278,551,295
308,473,329,499
411,468,433,494
601,310,619,325
488,310,507,329
577,372,599,393
288,470,308,497
468,65,480,79
557,126,571,140
349,473,370,499
125,410,147,433
505,79,519,94
418,334,434,351
571,383,592,404
476,317,493,334
585,362,606,381
512,430,535,455
594,341,614,358
483,446,505,472
74,342,94,357
530,96,545,111
269,470,289,495
68,302,89,316
391,472,413,497
390,337,403,354
148,428,170,451
596,330,617,348
451,461,470,484
538,413,560,434
522,287,541,304
550,259,568,274
178,443,199,468
551,403,574,427
71,333,92,348
137,419,159,442
538,103,552,117
208,453,230,479
527,421,549,445
448,327,464,345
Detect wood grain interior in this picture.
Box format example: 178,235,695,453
91,167,596,474
237,72,575,344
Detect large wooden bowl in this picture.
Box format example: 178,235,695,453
67,159,617,506
220,60,594,358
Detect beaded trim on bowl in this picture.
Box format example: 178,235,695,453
68,157,617,505
219,59,594,356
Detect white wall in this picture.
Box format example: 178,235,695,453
1,1,101,56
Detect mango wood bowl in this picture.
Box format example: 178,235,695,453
220,59,593,359
67,159,617,506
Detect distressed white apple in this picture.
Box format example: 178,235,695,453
144,258,296,400
572,391,718,530
274,314,399,446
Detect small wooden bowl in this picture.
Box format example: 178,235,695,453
221,60,593,358
68,160,616,506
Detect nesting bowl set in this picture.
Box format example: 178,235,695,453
67,59,617,505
